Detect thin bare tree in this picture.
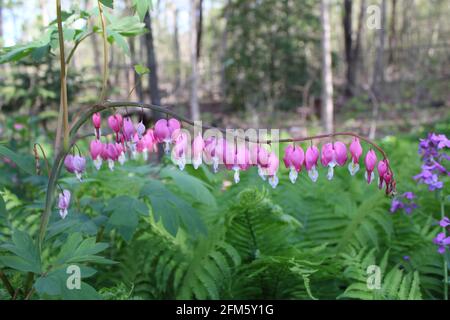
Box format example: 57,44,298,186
189,0,201,121
320,0,334,133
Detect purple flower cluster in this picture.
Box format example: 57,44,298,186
413,133,449,191
390,192,417,215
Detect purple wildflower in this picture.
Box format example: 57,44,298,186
390,192,418,215
440,217,450,228
433,232,450,254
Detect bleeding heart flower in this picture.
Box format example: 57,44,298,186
122,117,136,141
364,149,377,184
321,142,347,180
377,159,388,188
90,140,104,170
192,133,204,169
283,145,304,183
136,121,146,139
172,130,188,170
92,112,101,128
154,118,181,153
224,142,249,183
251,145,270,180
348,137,362,175
105,143,119,171
267,152,279,188
108,114,123,136
58,189,71,219
64,154,76,173
92,112,101,139
305,145,319,182
71,155,86,181
115,142,126,165
204,137,221,173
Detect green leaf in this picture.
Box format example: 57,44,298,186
104,196,148,241
140,180,206,236
160,167,217,208
132,0,152,21
134,63,150,75
99,0,114,9
0,229,41,273
56,233,112,265
0,145,35,175
35,267,101,299
0,255,40,273
108,31,130,56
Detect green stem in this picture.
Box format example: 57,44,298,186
56,0,69,151
65,31,94,67
441,195,448,300
97,0,109,103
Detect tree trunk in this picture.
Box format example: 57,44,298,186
372,0,387,96
144,12,161,108
388,0,397,64
129,37,144,101
172,4,181,96
343,0,353,97
320,0,334,133
219,0,231,101
189,0,201,121
343,0,366,97
0,0,3,42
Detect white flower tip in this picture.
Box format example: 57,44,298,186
268,175,279,188
289,168,298,184
308,167,319,182
233,169,240,184
108,159,115,171
94,158,102,170
327,166,334,180
348,162,359,176
59,209,68,219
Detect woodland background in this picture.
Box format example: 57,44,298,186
0,0,449,300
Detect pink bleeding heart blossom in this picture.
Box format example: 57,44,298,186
305,145,319,182
92,112,101,139
224,142,250,184
283,145,304,183
90,140,104,170
58,189,71,219
192,133,204,169
64,154,86,181
92,112,101,128
122,117,136,142
321,142,347,180
108,114,123,141
104,143,119,171
377,159,388,188
251,145,270,180
136,129,156,160
266,152,279,188
204,137,221,173
136,121,146,139
348,137,362,175
115,142,126,165
172,129,188,170
154,118,181,153
364,149,377,184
